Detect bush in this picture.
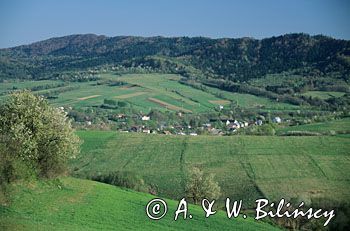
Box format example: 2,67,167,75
117,101,128,107
103,99,118,106
329,204,350,231
280,131,322,136
241,124,276,136
185,167,221,204
91,171,148,192
101,99,128,109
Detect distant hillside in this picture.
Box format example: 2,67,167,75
0,33,349,82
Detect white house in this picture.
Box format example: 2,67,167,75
273,117,282,123
233,121,240,128
141,116,150,121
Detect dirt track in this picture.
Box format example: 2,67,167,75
148,97,192,113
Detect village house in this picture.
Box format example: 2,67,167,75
203,123,212,128
141,115,150,121
130,126,142,133
228,123,236,129
112,114,127,121
142,129,151,134
209,128,223,135
273,116,282,123
174,125,184,131
117,114,127,119
233,120,240,128
255,119,263,126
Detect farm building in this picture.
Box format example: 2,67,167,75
255,119,263,126
141,116,150,121
273,117,282,123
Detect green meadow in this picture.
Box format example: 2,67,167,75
0,177,280,231
71,131,350,207
205,85,299,110
277,117,350,134
302,91,346,100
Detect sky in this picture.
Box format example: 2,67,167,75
0,0,349,48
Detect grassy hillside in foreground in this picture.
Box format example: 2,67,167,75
0,177,280,231
71,131,350,208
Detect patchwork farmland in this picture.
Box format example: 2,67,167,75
1,30,350,230
0,73,302,113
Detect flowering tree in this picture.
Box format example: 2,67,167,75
0,91,80,181
185,167,221,204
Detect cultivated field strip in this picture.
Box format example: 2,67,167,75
148,97,193,113
78,95,101,100
115,91,148,99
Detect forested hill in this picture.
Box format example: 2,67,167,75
0,33,349,82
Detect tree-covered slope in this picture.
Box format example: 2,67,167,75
0,33,349,82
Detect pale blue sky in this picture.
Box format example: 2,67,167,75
0,0,349,48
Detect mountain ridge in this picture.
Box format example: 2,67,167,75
2,33,347,50
0,33,349,82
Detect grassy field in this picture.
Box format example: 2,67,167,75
0,80,62,92
0,73,300,113
0,177,280,230
205,85,299,110
277,117,350,134
71,131,350,208
302,91,346,100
